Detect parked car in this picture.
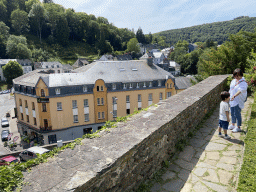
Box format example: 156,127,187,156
19,146,50,161
1,117,9,127
1,130,10,141
0,155,19,166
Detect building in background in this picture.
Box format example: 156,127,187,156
13,59,192,145
34,62,72,73
0,59,32,81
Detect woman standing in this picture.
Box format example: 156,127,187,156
228,68,248,132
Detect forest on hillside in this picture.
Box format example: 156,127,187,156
154,16,256,45
0,0,138,63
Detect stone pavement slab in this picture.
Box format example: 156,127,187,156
148,98,253,192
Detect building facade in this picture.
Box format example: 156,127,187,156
13,59,189,145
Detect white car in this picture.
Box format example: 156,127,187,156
1,118,9,127
19,146,50,161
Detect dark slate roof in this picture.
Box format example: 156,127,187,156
175,76,196,90
73,58,89,68
63,64,73,70
99,55,114,61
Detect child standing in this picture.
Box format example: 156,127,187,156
218,91,231,139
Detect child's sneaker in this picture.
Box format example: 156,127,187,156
228,125,235,130
224,135,231,139
232,127,241,132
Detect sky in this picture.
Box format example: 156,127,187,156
53,0,256,34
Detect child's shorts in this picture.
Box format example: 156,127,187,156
219,120,229,130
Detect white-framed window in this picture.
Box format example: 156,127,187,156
101,98,104,105
167,92,172,98
97,98,100,105
55,88,60,95
160,92,163,100
100,86,104,91
102,112,105,119
113,110,117,118
136,83,139,88
112,84,116,90
83,86,87,92
158,80,161,86
72,100,77,109
170,83,172,88
149,82,152,87
167,83,169,88
129,83,132,88
112,97,117,104
84,114,89,121
123,84,127,89
84,99,88,107
126,95,130,103
148,93,153,101
98,112,101,119
73,115,78,123
57,102,62,110
143,82,146,87
138,94,142,102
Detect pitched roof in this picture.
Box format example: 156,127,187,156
175,76,196,90
153,52,164,58
73,58,89,68
169,61,180,67
41,62,63,68
14,60,175,87
116,54,133,61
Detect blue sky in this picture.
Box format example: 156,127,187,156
53,0,256,34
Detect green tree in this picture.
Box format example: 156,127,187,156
0,21,9,58
25,0,40,13
126,38,140,53
31,48,49,62
0,0,7,23
136,27,146,44
43,0,53,3
28,3,47,43
55,13,69,45
2,61,23,85
11,9,29,35
6,35,31,59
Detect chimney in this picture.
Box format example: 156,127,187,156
147,57,153,66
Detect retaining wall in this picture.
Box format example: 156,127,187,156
73,75,229,192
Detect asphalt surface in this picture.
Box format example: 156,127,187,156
0,93,15,156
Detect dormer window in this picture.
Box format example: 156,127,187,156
55,88,60,95
83,86,87,92
46,66,48,68
136,83,139,88
143,82,146,88
149,82,152,87
57,65,59,68
129,83,133,89
158,80,161,86
112,84,116,90
123,84,127,89
51,65,54,68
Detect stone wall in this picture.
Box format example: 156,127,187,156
72,75,229,192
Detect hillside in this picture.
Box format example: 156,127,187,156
155,16,256,45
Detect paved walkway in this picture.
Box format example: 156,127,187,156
150,98,253,192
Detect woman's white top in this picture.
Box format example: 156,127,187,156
229,77,248,109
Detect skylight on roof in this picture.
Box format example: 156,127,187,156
119,68,125,72
132,68,138,71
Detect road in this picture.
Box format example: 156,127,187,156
0,93,15,156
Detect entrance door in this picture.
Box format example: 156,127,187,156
48,134,57,144
44,119,48,128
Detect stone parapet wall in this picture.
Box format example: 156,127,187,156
73,75,229,192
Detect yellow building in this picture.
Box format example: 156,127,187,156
13,59,193,144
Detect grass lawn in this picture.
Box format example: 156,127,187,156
237,95,256,191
